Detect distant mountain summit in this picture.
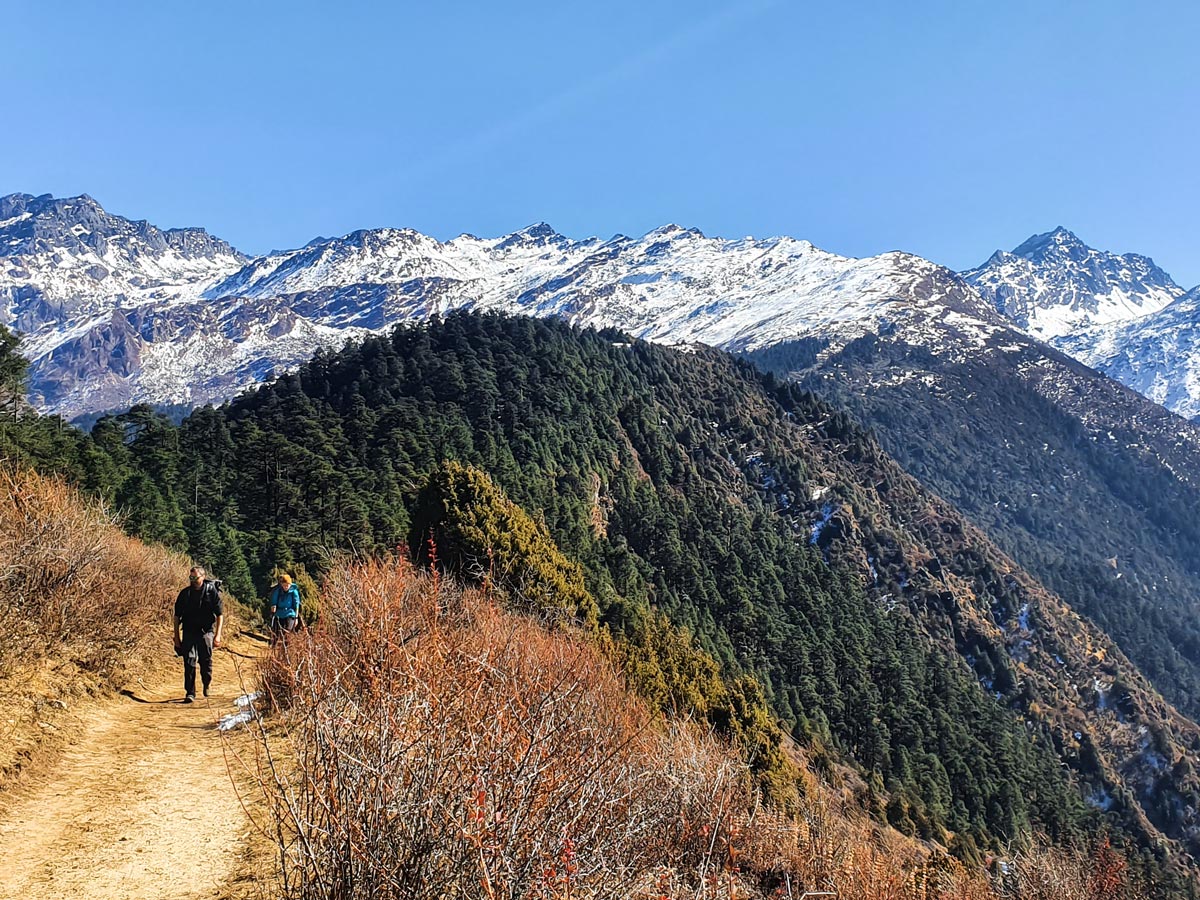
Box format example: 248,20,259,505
0,192,245,330
0,192,248,413
0,193,240,263
962,226,1184,338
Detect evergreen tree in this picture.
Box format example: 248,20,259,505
0,323,27,417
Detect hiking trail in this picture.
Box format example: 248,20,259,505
0,633,268,900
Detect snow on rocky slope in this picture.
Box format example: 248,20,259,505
1054,286,1200,420
1,192,244,330
1,194,1009,419
962,226,1184,340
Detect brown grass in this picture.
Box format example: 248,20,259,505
0,465,189,783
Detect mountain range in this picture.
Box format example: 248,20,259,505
2,192,1195,424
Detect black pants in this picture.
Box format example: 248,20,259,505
271,616,298,643
182,630,213,697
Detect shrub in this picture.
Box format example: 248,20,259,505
254,557,762,898
248,556,1138,900
0,466,184,680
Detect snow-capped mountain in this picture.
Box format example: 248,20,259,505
1,193,245,330
206,221,1005,349
0,193,249,415
7,192,1200,436
1,193,1011,419
962,227,1184,339
961,226,1200,417
1054,286,1200,420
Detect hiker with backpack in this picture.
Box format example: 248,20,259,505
174,565,224,703
269,573,302,644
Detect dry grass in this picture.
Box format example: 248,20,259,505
0,465,188,783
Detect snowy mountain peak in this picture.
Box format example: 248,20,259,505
962,228,1184,339
0,192,241,263
1011,226,1087,260
494,222,568,250
646,223,705,240
515,222,560,240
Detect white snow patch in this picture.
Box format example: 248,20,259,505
218,710,253,731
810,503,836,545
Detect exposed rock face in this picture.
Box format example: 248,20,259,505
32,310,143,409
1,192,238,262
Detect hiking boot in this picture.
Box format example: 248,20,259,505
184,694,195,704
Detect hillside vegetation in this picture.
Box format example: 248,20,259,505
748,335,1200,720
251,555,1131,900
0,466,185,783
2,314,1198,893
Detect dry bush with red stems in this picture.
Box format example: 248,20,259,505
996,837,1141,900
254,556,765,898
248,556,1135,900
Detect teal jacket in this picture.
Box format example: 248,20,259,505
270,584,301,620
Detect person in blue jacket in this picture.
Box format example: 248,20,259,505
269,572,302,644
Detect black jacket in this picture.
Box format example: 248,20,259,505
175,580,223,634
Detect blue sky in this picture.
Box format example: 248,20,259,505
4,1,1198,284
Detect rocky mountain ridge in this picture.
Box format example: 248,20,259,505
962,226,1186,339
1,193,1007,419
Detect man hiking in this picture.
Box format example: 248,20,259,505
174,565,224,703
268,572,301,645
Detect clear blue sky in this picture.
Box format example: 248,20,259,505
4,1,1198,284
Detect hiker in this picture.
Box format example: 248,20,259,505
174,565,224,703
268,572,302,645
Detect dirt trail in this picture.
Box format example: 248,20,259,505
0,634,267,900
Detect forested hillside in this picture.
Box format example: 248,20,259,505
3,313,1199,894
747,336,1200,722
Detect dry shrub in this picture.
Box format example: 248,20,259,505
251,556,1133,900
256,557,762,899
0,466,184,681
997,837,1141,900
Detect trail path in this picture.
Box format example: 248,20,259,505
0,634,267,900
